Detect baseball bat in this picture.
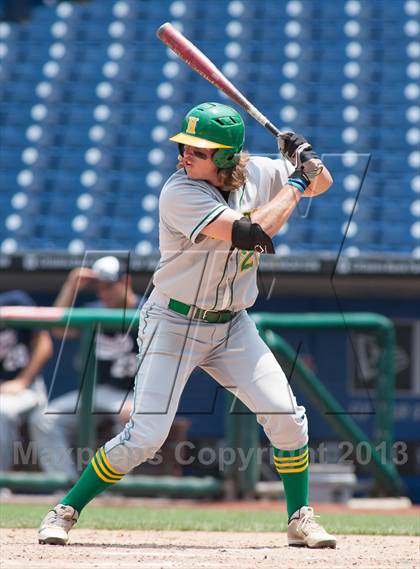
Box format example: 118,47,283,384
156,22,323,177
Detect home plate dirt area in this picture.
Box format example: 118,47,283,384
1,529,419,569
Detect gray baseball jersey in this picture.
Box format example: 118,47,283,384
153,156,295,311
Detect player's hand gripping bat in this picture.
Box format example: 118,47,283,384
156,22,323,179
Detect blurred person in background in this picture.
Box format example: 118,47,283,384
29,256,140,479
0,290,53,471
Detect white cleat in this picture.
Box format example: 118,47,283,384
287,506,336,549
38,504,79,545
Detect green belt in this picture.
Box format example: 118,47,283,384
168,298,236,323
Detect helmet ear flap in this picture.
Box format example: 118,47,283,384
213,149,241,169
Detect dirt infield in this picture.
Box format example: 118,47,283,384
1,529,418,569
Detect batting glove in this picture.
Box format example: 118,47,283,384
277,132,320,165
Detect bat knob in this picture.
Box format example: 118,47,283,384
156,22,172,39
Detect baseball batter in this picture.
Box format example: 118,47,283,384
38,102,335,548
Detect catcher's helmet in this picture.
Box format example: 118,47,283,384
169,102,245,169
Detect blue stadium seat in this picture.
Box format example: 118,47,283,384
0,0,416,254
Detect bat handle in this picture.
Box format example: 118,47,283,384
264,121,283,137
245,104,284,137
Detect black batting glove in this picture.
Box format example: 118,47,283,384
299,147,321,164
278,132,308,156
277,132,320,166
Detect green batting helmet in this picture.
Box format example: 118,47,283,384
169,102,245,169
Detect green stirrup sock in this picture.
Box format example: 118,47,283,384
273,444,309,520
60,447,125,514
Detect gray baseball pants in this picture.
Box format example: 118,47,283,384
105,289,308,473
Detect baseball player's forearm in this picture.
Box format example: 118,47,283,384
304,166,333,197
200,187,301,243
252,166,332,236
251,185,302,237
201,166,332,244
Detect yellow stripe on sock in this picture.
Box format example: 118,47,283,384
94,452,123,482
97,449,124,479
100,447,124,476
276,462,309,474
275,454,309,468
274,456,308,468
274,458,309,468
91,455,120,483
274,449,308,462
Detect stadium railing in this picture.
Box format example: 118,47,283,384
0,307,403,497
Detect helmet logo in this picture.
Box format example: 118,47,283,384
186,116,199,134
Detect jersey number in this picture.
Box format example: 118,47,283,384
240,250,254,271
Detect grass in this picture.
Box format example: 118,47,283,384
0,503,419,536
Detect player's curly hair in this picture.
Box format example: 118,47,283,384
176,151,249,192
217,151,249,192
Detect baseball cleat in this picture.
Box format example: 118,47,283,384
287,506,336,548
38,504,79,545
